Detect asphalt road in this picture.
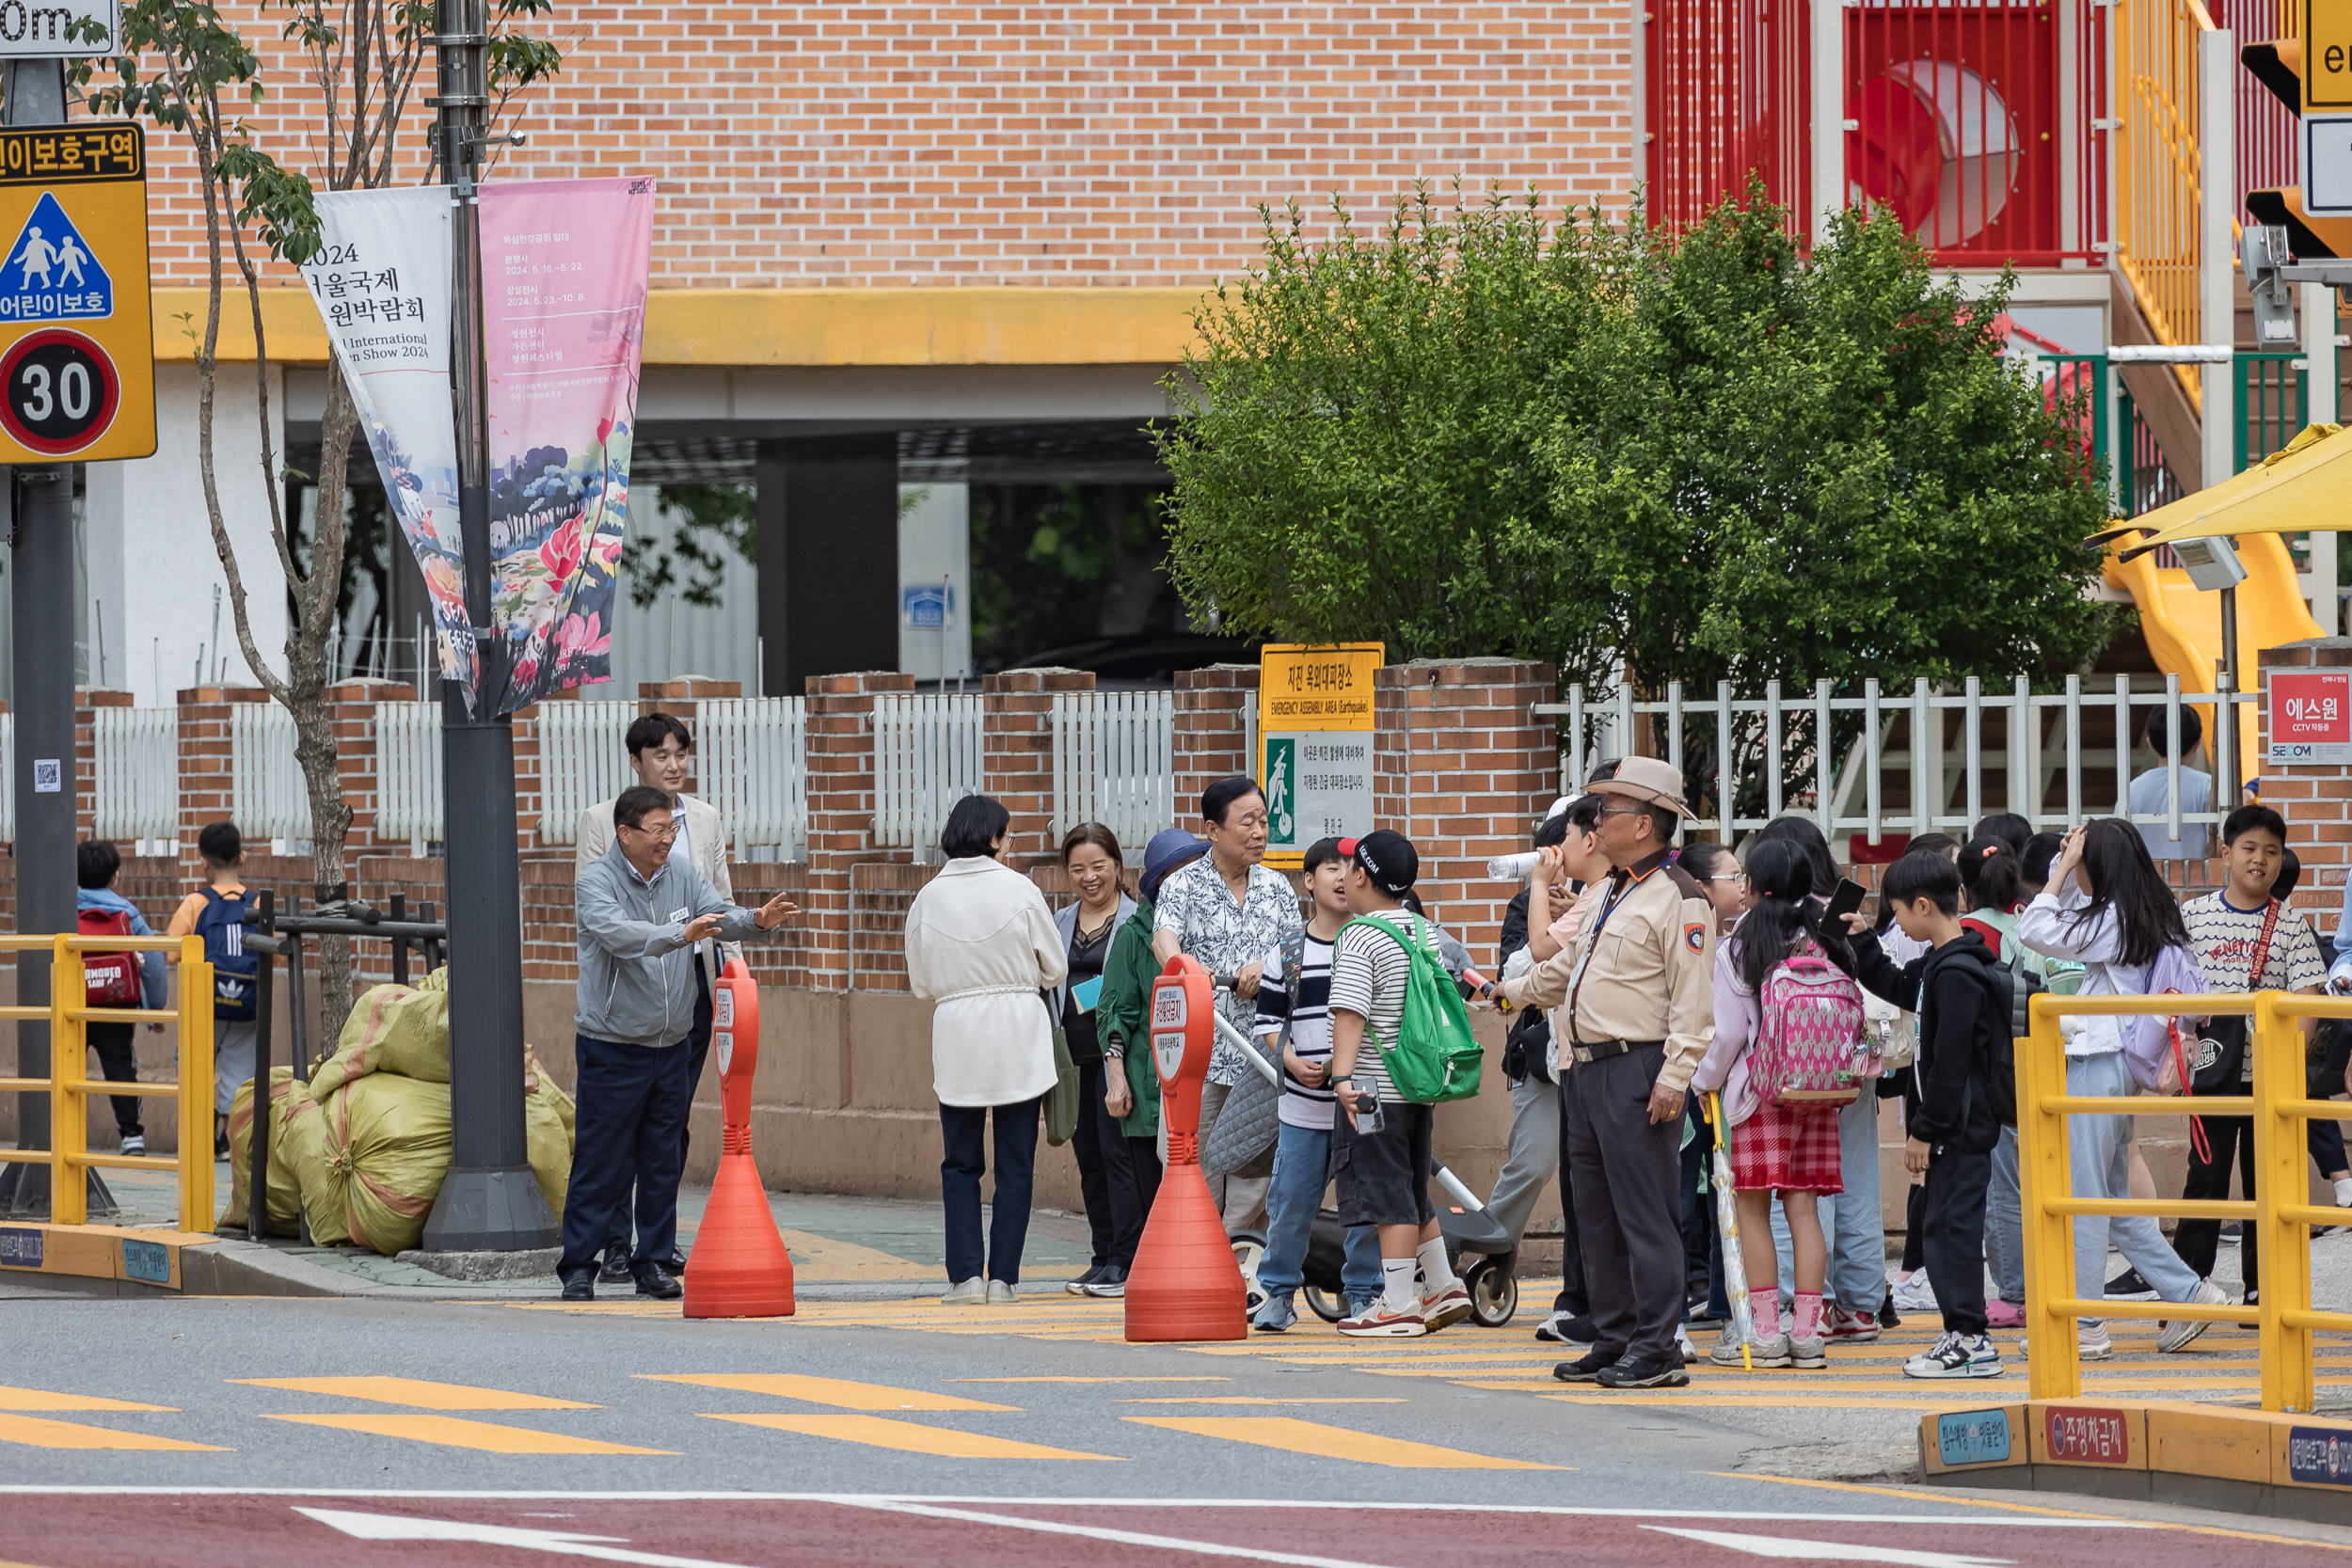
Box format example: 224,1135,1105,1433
8,1291,2352,1568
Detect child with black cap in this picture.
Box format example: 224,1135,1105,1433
1327,829,1470,1338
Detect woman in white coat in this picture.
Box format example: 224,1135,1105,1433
905,794,1068,1305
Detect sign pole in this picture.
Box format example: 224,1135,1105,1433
0,57,110,1219
417,0,555,1252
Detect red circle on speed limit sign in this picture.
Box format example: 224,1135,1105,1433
0,328,120,455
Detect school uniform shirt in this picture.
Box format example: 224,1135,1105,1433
1256,932,1338,1129
2183,892,2324,1081
1505,852,1715,1094
1151,855,1304,1085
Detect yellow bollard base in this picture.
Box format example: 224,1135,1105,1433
1917,1399,2352,1526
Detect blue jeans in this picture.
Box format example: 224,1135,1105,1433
941,1097,1041,1285
1986,1125,2026,1307
1765,1090,1885,1314
1258,1119,1382,1306
2068,1051,2201,1319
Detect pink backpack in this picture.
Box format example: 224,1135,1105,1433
1753,954,1876,1108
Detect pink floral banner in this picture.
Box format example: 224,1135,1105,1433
479,176,657,713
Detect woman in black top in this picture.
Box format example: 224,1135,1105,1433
1055,824,1143,1297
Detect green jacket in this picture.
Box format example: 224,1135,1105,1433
1097,897,1163,1138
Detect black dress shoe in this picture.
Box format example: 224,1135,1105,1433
1552,1349,1614,1383
561,1275,594,1302
633,1264,684,1300
598,1249,634,1285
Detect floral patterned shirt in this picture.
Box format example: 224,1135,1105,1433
1152,855,1304,1084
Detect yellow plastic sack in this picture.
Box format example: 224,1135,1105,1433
317,1072,452,1256
310,982,451,1101
222,1069,301,1235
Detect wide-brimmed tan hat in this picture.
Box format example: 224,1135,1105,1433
1589,756,1697,821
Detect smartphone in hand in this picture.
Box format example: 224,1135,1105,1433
1824,877,1867,927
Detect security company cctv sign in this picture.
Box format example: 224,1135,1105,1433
0,0,119,56
0,120,152,463
1258,642,1383,869
2270,670,2352,765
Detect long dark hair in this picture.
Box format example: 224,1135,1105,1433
1733,839,1855,991
1958,834,2026,915
2066,816,2189,966
1751,815,1838,898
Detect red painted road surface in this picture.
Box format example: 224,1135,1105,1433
1,1495,2342,1568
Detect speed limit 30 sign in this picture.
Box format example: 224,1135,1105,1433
0,122,152,463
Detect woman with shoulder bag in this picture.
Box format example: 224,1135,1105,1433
1054,825,1144,1299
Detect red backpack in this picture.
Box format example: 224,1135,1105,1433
79,907,142,1008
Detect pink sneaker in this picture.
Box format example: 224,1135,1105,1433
1985,1299,2026,1330
1824,1305,1881,1342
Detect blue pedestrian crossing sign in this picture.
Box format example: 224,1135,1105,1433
0,190,110,323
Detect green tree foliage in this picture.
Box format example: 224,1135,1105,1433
1157,185,2118,697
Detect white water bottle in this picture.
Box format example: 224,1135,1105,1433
1487,850,1543,881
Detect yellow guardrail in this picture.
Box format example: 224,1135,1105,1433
0,934,216,1232
2020,989,2352,1412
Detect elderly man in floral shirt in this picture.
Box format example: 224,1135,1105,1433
1152,774,1303,1233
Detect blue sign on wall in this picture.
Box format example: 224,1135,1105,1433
1937,1408,2013,1466
121,1239,169,1284
2288,1428,2352,1486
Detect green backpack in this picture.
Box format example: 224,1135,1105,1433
1348,912,1484,1105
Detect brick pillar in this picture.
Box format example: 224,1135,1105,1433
177,686,268,879
325,679,399,861
77,688,132,843
2259,638,2352,930
982,666,1093,865
801,670,911,990
1374,658,1558,964
1173,662,1260,826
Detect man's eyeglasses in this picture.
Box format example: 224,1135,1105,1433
1595,804,1646,820
621,820,678,841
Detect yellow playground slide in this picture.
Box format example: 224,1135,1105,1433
2102,530,2321,775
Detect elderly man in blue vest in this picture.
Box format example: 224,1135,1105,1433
560,784,798,1301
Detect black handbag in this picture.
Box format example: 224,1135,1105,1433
2189,897,2282,1096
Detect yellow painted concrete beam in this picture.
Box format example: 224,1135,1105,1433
150,285,1208,368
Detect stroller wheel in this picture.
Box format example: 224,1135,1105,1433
1302,1284,1346,1323
1232,1237,1267,1314
1466,1259,1518,1328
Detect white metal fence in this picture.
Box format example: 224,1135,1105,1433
374,701,444,853
229,702,312,848
1051,689,1176,851
91,706,176,854
873,693,983,853
699,697,809,861
536,701,640,844
0,713,14,844
1548,675,2258,848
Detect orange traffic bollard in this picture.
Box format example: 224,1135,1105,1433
1124,954,1247,1342
684,957,796,1319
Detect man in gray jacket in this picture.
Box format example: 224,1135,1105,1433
561,785,799,1301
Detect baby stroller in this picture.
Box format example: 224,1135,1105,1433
1209,983,1518,1327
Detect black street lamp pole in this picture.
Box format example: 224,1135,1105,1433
418,4,556,1251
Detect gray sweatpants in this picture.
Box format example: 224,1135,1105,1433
1486,1070,1562,1243
214,1019,259,1117
1565,1044,1684,1367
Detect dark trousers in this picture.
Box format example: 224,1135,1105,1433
1921,1145,1993,1338
1685,1092,1728,1320
87,1021,144,1138
941,1096,1041,1285
1901,1181,1929,1273
605,963,713,1261
1550,1068,1590,1318
1072,1057,1148,1268
1565,1045,1683,1365
1127,1132,1163,1227
560,1034,694,1280
2173,1085,2258,1296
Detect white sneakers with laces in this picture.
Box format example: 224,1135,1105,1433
1904,1331,2004,1379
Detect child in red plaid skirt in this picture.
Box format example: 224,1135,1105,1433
1691,840,1856,1370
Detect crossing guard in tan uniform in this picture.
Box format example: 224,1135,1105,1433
1499,756,1714,1388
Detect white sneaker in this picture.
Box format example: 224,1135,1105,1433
119,1133,144,1157
2018,1323,2111,1361
1890,1271,1938,1314
1675,1324,1699,1365
1710,1328,1790,1369
1905,1332,2004,1379
942,1276,987,1305
2157,1278,2231,1354
986,1279,1019,1306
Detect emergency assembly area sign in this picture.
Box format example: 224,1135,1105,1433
1258,642,1383,868
0,120,152,463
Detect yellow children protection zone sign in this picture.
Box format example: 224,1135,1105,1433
0,121,153,463
1258,642,1383,869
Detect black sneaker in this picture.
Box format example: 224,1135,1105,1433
2220,1223,2243,1244
1552,1349,1614,1383
1597,1355,1691,1389
560,1275,594,1302
1067,1263,1105,1296
1535,1313,1597,1345
1082,1264,1128,1299
1877,1297,1900,1330
2105,1266,2158,1301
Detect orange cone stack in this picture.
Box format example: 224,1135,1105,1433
1124,955,1247,1341
684,958,795,1319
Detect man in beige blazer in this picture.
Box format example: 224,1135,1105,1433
575,710,740,1280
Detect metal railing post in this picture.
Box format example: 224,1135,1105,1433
2020,992,2080,1401
181,935,215,1233
1813,679,1833,839
2255,990,2313,1412
48,933,84,1226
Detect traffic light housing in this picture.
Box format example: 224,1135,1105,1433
2245,35,2352,259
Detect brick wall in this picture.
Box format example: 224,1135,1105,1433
983,667,1092,866
141,2,1642,289
1173,662,1258,823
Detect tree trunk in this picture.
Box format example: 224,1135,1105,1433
296,371,364,1047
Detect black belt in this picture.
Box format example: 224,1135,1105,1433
1570,1038,1663,1065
